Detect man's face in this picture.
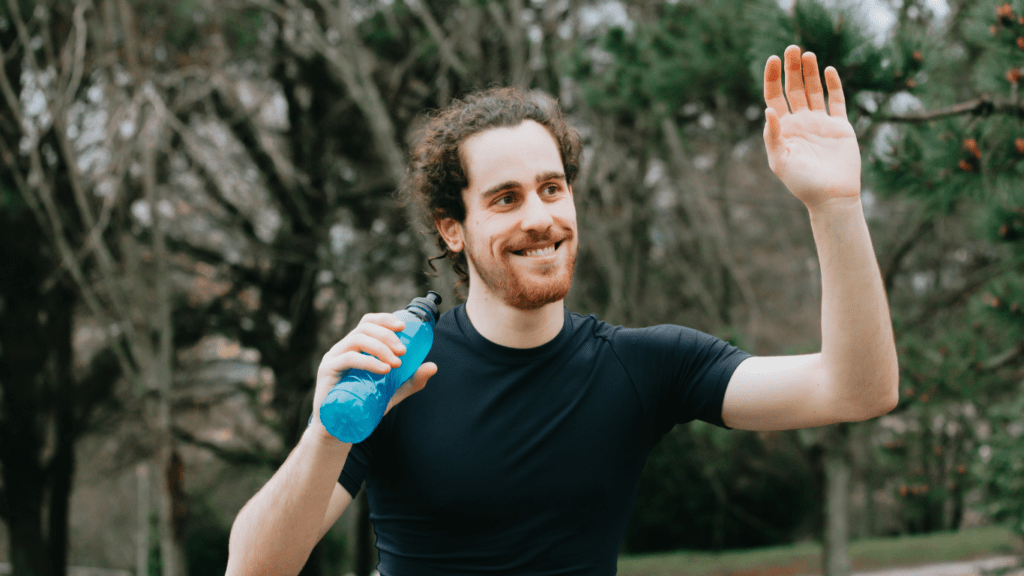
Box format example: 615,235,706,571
439,120,578,310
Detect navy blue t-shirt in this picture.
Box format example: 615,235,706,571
339,304,752,575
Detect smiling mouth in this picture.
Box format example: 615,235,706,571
513,241,561,257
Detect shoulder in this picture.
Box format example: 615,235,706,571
561,313,709,366
572,315,706,352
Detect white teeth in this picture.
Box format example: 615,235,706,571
522,245,556,257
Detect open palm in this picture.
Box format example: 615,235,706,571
763,46,861,209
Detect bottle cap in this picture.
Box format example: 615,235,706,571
407,291,442,322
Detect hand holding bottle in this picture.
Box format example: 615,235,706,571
311,311,437,444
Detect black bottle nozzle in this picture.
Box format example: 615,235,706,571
407,291,442,322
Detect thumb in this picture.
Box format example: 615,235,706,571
384,362,437,415
763,107,784,172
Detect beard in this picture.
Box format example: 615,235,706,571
464,229,577,311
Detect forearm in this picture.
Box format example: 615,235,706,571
809,196,899,418
227,426,351,576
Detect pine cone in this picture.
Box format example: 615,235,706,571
959,159,974,172
1008,67,1022,83
1016,138,1024,154
1018,37,1024,50
997,3,1014,23
912,50,924,62
962,138,982,158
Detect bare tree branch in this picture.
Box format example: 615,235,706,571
865,96,1024,123
662,116,763,345
401,0,470,81
0,43,24,127
978,342,1024,371
5,0,41,72
12,144,139,384
117,0,139,74
208,74,316,228
487,0,528,86
882,215,933,295
172,425,282,467
63,1,90,107
906,258,1020,329
0,141,49,235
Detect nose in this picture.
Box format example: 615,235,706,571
518,191,554,234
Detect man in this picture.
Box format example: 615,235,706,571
227,46,898,575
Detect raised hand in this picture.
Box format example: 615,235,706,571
763,46,861,210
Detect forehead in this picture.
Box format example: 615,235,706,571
460,120,564,193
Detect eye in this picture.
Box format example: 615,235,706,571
495,194,515,206
542,184,560,196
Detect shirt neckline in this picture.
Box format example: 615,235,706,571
452,303,575,363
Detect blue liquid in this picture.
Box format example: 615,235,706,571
320,311,435,443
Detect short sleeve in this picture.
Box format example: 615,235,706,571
339,438,372,498
609,324,752,435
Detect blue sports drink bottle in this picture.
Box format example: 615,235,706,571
319,291,442,443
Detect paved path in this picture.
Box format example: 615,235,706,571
0,564,131,576
849,555,1021,576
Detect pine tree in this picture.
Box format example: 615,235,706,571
744,0,1024,570
863,0,1024,540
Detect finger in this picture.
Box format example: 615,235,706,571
784,45,809,112
763,55,789,116
324,316,407,359
354,323,407,357
326,349,394,376
385,362,437,414
341,333,403,369
824,66,848,119
802,52,826,112
358,312,405,332
763,107,783,172
323,331,403,368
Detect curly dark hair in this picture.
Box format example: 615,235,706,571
401,86,582,285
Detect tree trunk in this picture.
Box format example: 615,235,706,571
143,109,188,576
47,360,76,576
137,463,151,576
0,209,77,576
822,424,852,576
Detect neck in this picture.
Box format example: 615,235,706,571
464,286,565,349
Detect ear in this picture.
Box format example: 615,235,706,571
435,217,464,253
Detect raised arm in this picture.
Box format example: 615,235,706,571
227,314,436,575
721,46,899,431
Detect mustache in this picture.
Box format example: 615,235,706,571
507,228,574,253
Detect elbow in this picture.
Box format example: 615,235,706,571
838,376,899,422
878,385,899,416
863,376,900,420
878,364,901,415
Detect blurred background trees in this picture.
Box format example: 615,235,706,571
0,0,1022,575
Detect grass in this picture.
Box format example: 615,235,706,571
616,526,1023,576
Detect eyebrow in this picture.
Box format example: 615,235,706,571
479,171,567,201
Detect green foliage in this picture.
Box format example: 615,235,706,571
573,1,761,125
962,0,1024,93
975,390,1024,537
746,0,925,98
186,495,231,576
863,0,1024,539
0,184,27,214
223,9,265,53
130,0,265,59
624,423,816,552
618,526,1023,576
